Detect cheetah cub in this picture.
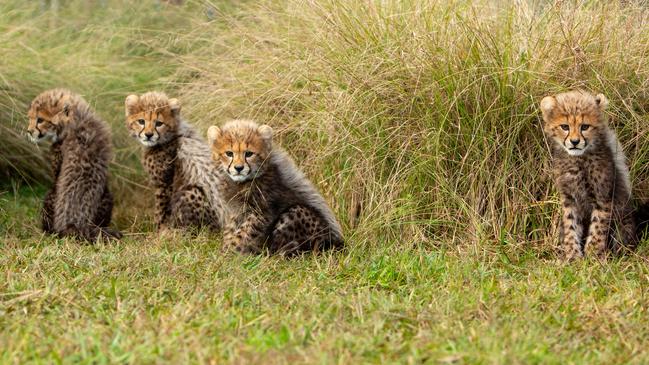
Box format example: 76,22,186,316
26,89,121,241
207,120,344,255
541,90,636,259
125,92,224,232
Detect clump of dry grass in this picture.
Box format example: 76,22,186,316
175,0,649,253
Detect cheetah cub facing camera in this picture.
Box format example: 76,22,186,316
541,90,636,259
27,89,121,241
207,120,344,255
125,92,224,232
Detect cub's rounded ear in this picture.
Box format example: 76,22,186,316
594,93,609,110
207,125,221,144
62,103,71,117
125,94,139,116
258,125,273,140
168,98,181,117
540,96,556,120
28,100,40,112
59,95,73,116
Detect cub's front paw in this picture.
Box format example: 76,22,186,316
220,241,238,253
584,243,609,260
560,243,583,262
157,225,181,240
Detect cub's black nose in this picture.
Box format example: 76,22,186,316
570,139,580,146
234,165,244,173
144,132,154,139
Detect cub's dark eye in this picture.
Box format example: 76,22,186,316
560,124,569,131
137,119,145,126
245,151,254,158
225,151,234,157
155,120,163,128
581,124,590,131
36,118,43,124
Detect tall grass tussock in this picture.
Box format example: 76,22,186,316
174,0,649,254
2,0,648,251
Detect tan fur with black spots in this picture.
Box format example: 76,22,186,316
125,91,225,233
27,88,121,241
208,119,344,255
541,90,635,260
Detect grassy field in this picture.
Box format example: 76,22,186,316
2,0,649,363
4,189,649,364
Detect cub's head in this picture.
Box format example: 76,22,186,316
26,89,80,144
540,90,609,156
125,92,181,147
207,120,273,182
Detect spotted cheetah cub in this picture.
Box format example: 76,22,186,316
207,120,344,255
125,92,224,232
541,90,636,259
26,89,121,241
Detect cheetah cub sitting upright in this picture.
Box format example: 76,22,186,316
207,120,344,255
541,90,636,259
26,89,121,241
125,92,224,233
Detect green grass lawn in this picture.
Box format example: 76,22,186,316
3,187,649,364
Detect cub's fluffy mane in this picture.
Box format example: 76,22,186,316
268,147,343,240
604,128,631,195
177,120,224,221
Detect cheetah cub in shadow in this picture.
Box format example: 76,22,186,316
207,120,344,255
541,90,637,260
26,89,121,241
125,92,224,233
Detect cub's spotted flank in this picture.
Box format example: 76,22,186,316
541,90,635,259
125,91,224,232
27,88,121,241
207,119,344,255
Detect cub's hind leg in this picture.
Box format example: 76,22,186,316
270,205,331,256
169,185,218,231
222,212,268,254
57,186,121,241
